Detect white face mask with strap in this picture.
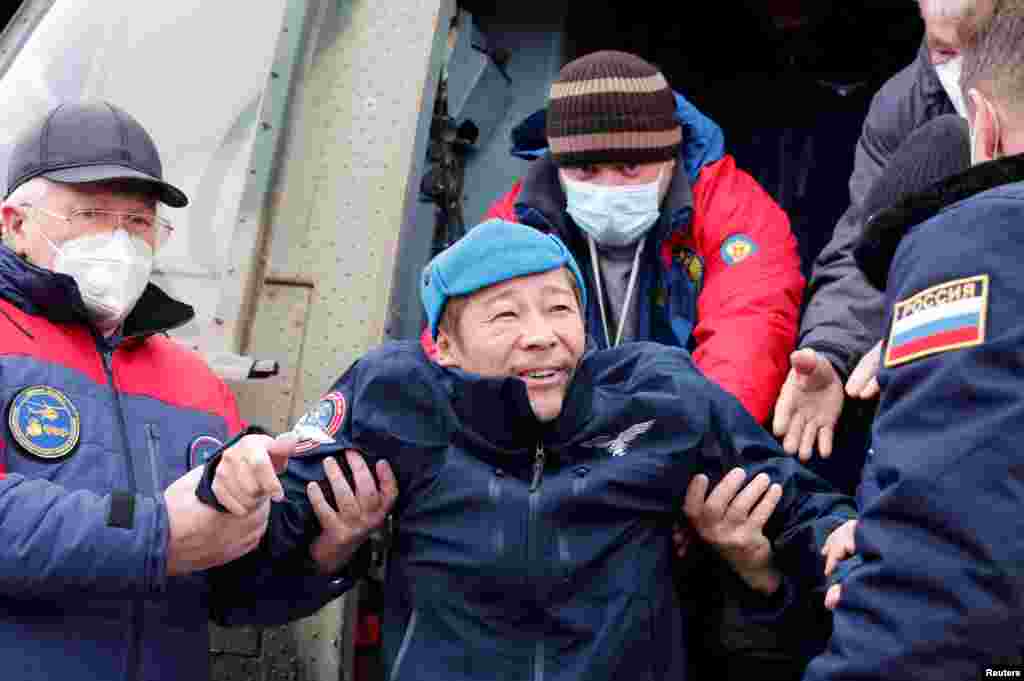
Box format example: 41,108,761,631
562,170,663,247
934,56,967,119
41,227,153,333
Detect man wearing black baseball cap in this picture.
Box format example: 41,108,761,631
0,101,391,680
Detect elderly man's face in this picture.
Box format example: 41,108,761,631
3,180,159,269
923,11,962,64
435,267,586,422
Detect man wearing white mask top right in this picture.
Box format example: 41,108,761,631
774,0,984,463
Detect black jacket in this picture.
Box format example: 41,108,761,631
798,41,954,378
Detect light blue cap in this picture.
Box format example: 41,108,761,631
421,219,587,339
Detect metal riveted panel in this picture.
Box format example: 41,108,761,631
240,0,455,680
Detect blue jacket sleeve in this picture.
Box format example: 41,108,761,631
201,342,447,614
805,189,1024,680
0,475,168,598
699,383,858,595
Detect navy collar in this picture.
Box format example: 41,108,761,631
0,245,194,340
441,353,597,469
856,152,1024,290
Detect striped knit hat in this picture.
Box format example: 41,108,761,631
546,50,681,167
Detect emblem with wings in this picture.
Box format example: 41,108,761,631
580,420,655,457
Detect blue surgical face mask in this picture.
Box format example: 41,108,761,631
561,170,663,247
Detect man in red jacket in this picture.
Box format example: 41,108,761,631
471,50,804,425
457,50,811,680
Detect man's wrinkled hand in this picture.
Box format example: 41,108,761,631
822,518,858,610
212,433,297,516
845,341,881,400
772,348,845,460
684,468,783,594
307,450,399,575
165,465,270,577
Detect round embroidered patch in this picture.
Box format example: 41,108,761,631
720,234,758,265
294,391,346,453
188,434,225,469
678,248,705,285
7,385,81,461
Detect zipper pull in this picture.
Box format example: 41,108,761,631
529,444,546,492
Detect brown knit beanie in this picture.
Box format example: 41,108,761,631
546,50,681,167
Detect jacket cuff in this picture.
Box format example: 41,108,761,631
734,571,796,624
827,554,864,591
799,341,854,381
196,425,272,512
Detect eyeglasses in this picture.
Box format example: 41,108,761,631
29,206,174,250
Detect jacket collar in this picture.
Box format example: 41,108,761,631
915,39,947,103
441,352,597,469
856,152,1024,290
514,153,695,252
0,244,194,340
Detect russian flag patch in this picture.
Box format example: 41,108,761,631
885,274,988,367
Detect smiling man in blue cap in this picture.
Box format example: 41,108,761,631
205,217,855,681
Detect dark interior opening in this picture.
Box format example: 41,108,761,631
563,1,925,278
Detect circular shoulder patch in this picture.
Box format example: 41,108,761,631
7,385,81,461
188,435,225,469
294,391,347,453
721,234,758,265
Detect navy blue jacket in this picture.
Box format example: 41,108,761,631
244,340,854,681
805,154,1024,680
0,246,345,681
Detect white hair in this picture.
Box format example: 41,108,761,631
919,0,976,20
3,176,53,208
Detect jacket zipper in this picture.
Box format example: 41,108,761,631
101,349,143,681
528,444,545,681
388,609,419,681
145,424,162,495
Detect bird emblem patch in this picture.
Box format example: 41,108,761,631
581,420,655,457
7,385,81,461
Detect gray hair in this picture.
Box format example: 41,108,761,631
960,0,1024,120
3,176,53,209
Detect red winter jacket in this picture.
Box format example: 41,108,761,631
424,154,803,424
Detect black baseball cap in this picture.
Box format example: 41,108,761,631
5,100,188,207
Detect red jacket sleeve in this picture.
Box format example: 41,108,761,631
689,156,804,423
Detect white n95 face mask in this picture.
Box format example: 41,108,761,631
562,171,663,247
48,229,154,333
934,56,967,118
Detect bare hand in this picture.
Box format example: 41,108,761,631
307,450,399,575
684,468,783,593
772,348,845,460
212,433,297,516
165,465,270,576
845,341,881,400
821,518,858,610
